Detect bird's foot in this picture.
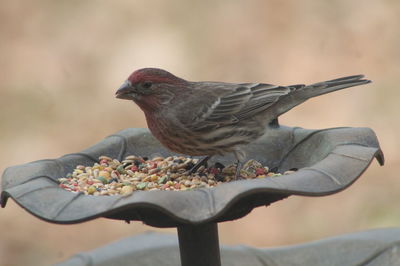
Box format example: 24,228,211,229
187,155,211,174
234,161,244,180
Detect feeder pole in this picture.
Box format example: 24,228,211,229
177,223,221,266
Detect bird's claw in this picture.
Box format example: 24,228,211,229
187,156,211,175
234,161,244,180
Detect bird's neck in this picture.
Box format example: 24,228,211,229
143,110,163,140
133,96,161,113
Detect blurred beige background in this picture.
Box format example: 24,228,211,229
1,0,400,265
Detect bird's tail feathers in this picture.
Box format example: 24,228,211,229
269,74,371,118
298,74,371,99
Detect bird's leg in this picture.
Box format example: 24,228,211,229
233,149,246,180
188,155,212,174
234,160,244,180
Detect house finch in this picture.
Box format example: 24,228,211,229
116,68,370,179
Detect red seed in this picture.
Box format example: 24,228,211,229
131,165,138,172
87,180,94,185
100,159,109,165
174,183,181,189
209,167,219,175
112,170,120,176
161,184,169,190
148,162,157,169
255,168,265,176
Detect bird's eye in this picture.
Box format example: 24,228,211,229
143,82,152,89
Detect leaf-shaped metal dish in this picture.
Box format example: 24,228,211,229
57,228,400,266
1,126,383,227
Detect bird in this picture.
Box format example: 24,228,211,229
115,68,371,179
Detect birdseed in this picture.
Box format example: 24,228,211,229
58,155,294,196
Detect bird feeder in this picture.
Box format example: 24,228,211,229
1,126,383,266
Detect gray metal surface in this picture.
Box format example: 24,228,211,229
178,223,221,266
56,228,400,266
1,126,383,227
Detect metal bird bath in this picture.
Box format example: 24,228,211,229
1,125,383,266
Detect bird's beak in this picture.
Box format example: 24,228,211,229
115,80,135,100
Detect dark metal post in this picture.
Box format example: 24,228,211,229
177,223,221,266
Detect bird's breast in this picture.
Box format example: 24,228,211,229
143,111,266,156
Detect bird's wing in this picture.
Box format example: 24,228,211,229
233,83,296,120
186,83,297,130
